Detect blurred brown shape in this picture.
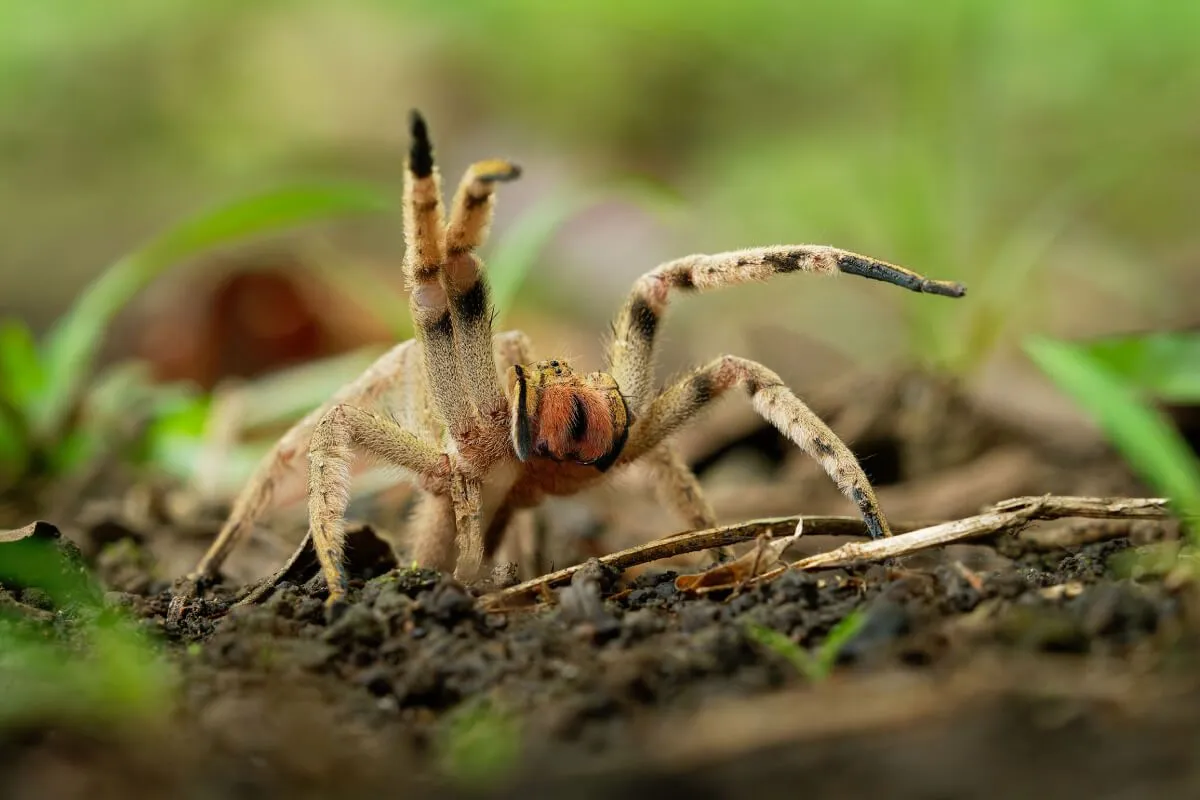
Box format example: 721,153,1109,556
132,250,392,390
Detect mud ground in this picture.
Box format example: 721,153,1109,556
4,377,1200,799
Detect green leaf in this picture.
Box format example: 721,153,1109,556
0,533,173,728
0,533,104,609
813,609,868,675
744,623,817,678
1080,331,1200,403
435,698,522,786
33,182,396,440
138,386,214,472
43,427,99,475
0,319,45,411
745,611,868,681
1025,335,1200,538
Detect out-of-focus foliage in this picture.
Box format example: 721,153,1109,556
3,1,1195,377
0,184,393,491
744,609,868,682
1026,333,1200,539
434,696,522,786
0,530,174,729
1075,332,1200,404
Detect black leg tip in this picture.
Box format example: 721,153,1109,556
325,598,350,625
409,108,427,139
408,109,433,178
476,163,522,183
864,516,887,540
921,280,967,298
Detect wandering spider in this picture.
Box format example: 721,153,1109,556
170,110,965,618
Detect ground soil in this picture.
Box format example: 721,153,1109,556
4,375,1200,799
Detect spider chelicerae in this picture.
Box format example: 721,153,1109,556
171,110,965,616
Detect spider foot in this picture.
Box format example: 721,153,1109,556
471,159,522,183
835,252,966,298
324,592,350,624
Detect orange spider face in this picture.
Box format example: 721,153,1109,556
506,360,630,471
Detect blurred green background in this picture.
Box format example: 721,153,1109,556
2,0,1198,397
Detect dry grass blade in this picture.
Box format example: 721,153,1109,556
987,495,1173,519
749,495,1172,586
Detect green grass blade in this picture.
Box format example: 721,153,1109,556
33,182,396,439
1025,335,1200,538
0,322,38,478
744,623,821,681
814,609,868,676
0,320,45,411
1080,331,1200,403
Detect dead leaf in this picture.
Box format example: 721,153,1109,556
675,520,803,593
0,520,61,544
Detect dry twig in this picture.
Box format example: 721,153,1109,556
480,495,1174,610
480,514,930,610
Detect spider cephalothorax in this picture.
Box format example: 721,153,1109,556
508,360,630,470
169,109,965,618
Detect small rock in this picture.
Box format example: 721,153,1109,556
558,561,620,640
679,600,723,633
423,580,476,625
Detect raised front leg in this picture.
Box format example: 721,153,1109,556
605,245,965,417
403,111,521,466
442,157,521,423
403,111,477,441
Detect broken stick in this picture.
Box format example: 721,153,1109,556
480,495,1175,610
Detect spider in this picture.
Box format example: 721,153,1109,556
169,110,965,617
